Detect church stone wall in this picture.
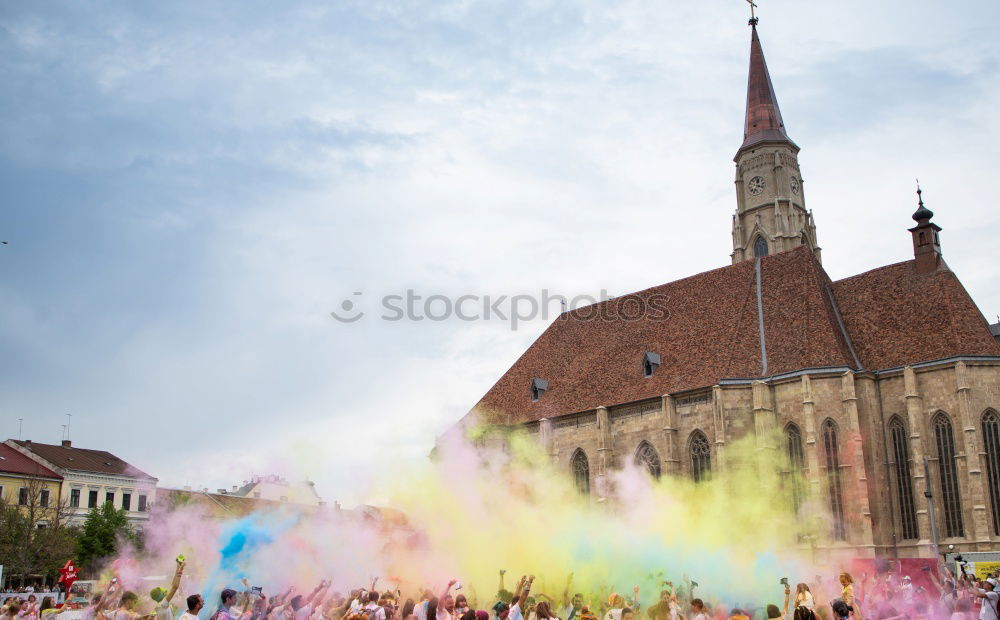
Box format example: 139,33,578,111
489,359,1000,558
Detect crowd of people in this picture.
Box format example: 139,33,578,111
2,559,998,620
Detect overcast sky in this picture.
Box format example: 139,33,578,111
2,0,998,505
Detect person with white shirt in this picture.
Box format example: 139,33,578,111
508,576,535,620
604,594,624,620
976,579,1000,620
151,558,186,620
689,599,708,620
359,591,385,620
180,595,204,620
289,582,330,620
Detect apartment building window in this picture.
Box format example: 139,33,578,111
122,493,131,511
138,495,148,512
88,490,98,508
70,488,81,508
19,487,29,506
40,489,50,507
105,491,115,505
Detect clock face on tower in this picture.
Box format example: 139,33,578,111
748,175,766,195
790,177,800,194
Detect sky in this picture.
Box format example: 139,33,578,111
1,0,998,506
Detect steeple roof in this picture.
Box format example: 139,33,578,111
738,24,797,157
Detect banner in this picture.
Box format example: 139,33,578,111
958,561,1000,578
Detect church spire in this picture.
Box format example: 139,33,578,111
738,21,797,158
730,14,819,266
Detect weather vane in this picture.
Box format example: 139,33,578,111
747,0,759,26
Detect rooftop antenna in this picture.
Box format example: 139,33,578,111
66,413,72,440
61,424,67,441
746,0,759,26
18,417,23,440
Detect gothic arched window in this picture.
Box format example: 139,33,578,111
689,431,711,483
983,410,1000,535
571,449,590,496
785,423,805,510
888,416,919,540
934,412,964,538
822,419,847,540
754,236,769,258
634,441,662,480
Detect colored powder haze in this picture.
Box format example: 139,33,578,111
108,433,843,615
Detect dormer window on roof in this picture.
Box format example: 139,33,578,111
643,351,661,377
531,377,548,402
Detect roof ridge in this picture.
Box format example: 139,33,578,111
565,259,756,315
833,258,914,284
18,439,114,456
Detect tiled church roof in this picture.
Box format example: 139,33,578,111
469,247,1000,425
832,260,1000,371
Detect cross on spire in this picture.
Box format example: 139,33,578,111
747,0,759,26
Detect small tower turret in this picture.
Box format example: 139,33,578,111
909,182,944,274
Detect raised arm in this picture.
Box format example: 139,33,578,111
563,574,574,610
95,579,118,613
511,577,526,605
499,571,506,598
304,582,329,607
440,581,457,604
164,559,186,605
518,577,535,609
781,585,790,618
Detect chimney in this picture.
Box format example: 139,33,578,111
909,184,943,274
62,440,72,448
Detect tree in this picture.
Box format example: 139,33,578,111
0,473,78,587
76,501,134,573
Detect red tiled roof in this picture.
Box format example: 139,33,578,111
831,260,1000,370
11,440,156,481
0,443,62,479
155,488,298,518
469,248,1000,425
471,247,857,424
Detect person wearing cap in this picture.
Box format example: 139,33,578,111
603,594,624,620
975,578,999,620
899,575,914,605
150,558,185,620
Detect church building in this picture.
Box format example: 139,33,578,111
456,18,1000,558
